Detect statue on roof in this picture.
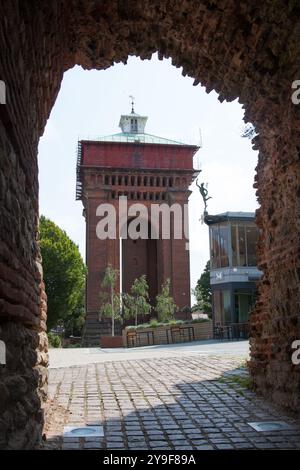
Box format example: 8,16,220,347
196,176,212,214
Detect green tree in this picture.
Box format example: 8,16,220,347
123,275,151,326
155,279,177,322
63,288,85,337
99,265,121,336
47,332,62,348
39,216,86,330
192,260,212,317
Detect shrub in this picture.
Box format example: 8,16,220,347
136,323,150,330
155,279,177,322
123,275,151,326
169,320,184,326
48,332,62,348
190,318,210,324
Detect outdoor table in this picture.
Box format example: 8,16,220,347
167,325,195,344
180,325,195,342
136,330,155,346
214,325,231,340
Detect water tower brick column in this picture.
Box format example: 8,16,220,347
171,238,191,311
159,238,172,290
86,195,110,313
169,192,191,313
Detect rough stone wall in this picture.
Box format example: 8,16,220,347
0,0,300,448
0,322,47,449
0,116,48,447
0,0,65,449
250,122,300,410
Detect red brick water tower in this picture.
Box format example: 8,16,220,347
76,107,200,344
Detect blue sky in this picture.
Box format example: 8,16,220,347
38,54,258,300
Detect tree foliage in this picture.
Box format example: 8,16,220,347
193,260,212,317
155,279,177,322
99,265,121,336
47,332,62,348
123,275,151,326
63,288,85,337
39,216,86,330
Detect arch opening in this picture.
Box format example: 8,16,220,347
1,1,300,450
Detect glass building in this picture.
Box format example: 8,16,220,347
205,212,262,339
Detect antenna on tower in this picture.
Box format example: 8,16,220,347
129,95,135,113
198,128,203,148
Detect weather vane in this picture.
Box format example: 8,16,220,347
196,172,212,215
129,95,135,113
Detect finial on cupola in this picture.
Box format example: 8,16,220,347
129,95,135,114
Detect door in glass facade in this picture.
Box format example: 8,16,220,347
234,290,255,323
212,289,231,325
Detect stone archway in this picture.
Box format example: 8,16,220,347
0,0,300,449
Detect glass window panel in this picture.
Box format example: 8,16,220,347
235,291,253,323
246,225,258,266
209,229,214,268
238,225,246,266
219,224,229,267
231,224,238,266
210,226,220,268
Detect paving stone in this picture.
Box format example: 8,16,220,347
210,438,231,444
106,436,125,442
126,431,144,436
170,440,190,446
175,445,194,450
254,442,278,449
149,441,169,447
234,442,254,449
106,443,127,449
62,442,81,450
215,443,235,450
192,439,211,445
188,433,205,439
84,442,104,449
195,445,214,450
230,437,249,443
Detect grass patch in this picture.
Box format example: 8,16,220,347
227,374,253,390
218,370,254,395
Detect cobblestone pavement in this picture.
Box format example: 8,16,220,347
44,355,300,450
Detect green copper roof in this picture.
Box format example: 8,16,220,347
85,132,197,147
